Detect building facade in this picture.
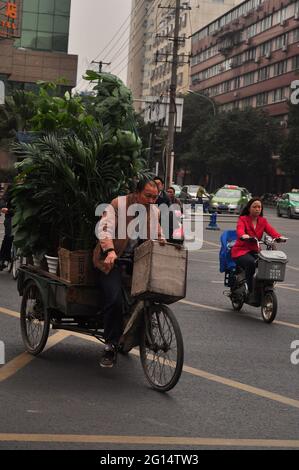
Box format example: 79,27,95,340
0,0,77,95
190,0,299,120
127,0,240,106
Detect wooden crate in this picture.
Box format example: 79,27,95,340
58,248,96,285
131,241,187,304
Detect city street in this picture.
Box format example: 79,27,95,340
0,208,299,450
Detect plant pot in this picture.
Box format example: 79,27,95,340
32,255,42,267
45,255,59,274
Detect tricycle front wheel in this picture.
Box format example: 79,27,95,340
20,280,50,355
140,304,184,392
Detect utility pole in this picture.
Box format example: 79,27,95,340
154,1,190,186
91,60,111,73
166,0,180,189
91,60,111,91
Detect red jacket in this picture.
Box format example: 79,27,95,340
231,215,281,259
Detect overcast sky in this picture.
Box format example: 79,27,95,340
68,0,132,92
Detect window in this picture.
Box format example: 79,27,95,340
260,41,272,56
233,76,240,89
36,32,52,50
260,15,272,32
292,55,299,70
38,14,54,32
20,30,37,48
256,92,268,106
23,0,39,12
243,71,255,86
274,60,287,76
17,0,71,52
258,66,270,81
22,12,38,30
272,88,286,103
273,33,288,50
293,29,299,43
39,0,55,14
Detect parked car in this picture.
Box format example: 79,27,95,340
276,191,299,218
179,185,210,208
209,185,251,214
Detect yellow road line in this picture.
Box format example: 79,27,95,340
287,265,299,272
0,433,298,448
0,307,19,318
0,332,69,383
277,285,299,293
183,364,299,410
179,299,299,330
70,333,299,411
2,306,299,411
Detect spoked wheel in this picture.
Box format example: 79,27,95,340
20,280,50,355
11,255,23,280
139,304,184,392
261,291,277,323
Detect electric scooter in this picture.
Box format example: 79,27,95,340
224,236,288,323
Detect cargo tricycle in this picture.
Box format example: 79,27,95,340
17,242,187,392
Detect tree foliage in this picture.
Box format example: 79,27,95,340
10,72,150,256
175,93,282,194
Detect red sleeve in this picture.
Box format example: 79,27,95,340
236,216,246,238
264,218,281,239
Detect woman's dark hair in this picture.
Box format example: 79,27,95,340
136,178,158,193
241,197,264,216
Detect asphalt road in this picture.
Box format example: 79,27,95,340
0,208,299,450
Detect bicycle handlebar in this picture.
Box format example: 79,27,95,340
240,236,288,245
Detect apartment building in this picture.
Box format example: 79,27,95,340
0,0,77,95
127,0,241,107
190,0,299,120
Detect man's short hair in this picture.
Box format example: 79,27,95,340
154,177,164,185
136,178,158,193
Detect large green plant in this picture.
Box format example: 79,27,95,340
11,73,150,256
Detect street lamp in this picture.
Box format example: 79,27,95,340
187,89,217,117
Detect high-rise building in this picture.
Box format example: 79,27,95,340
0,0,77,95
190,0,299,120
127,0,241,107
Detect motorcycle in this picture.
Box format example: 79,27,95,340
223,235,288,323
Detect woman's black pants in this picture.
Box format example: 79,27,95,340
234,252,258,292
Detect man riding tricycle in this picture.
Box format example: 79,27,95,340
17,178,187,392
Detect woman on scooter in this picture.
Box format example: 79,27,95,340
231,198,284,294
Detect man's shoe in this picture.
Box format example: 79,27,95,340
100,343,117,368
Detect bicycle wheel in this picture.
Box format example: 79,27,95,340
139,304,184,392
12,255,23,280
261,291,277,323
20,280,50,355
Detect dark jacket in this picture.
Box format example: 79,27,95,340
156,190,170,207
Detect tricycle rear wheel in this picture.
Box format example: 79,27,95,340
139,304,184,392
20,280,50,355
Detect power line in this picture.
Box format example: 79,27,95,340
94,0,145,63
75,0,147,92
110,0,161,75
